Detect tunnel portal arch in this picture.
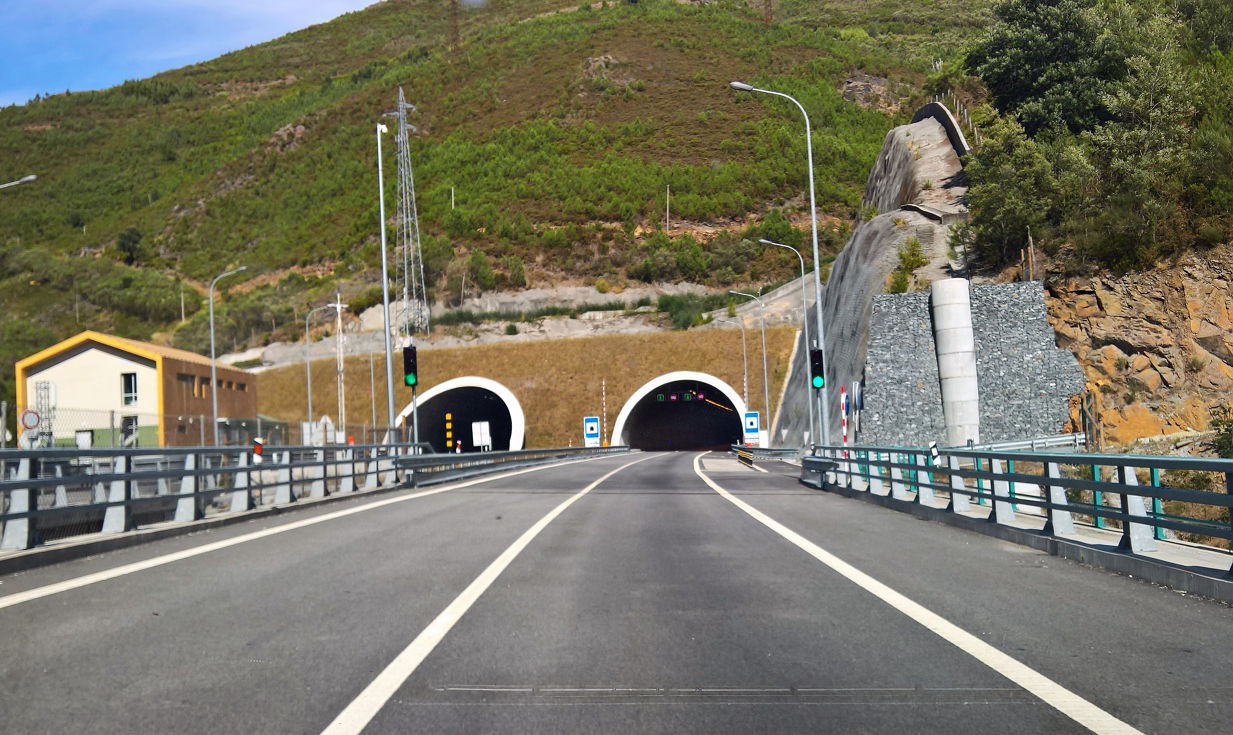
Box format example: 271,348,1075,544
396,376,525,453
611,371,747,451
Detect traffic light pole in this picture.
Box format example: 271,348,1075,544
412,383,419,451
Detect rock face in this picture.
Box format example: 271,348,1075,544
773,115,967,446
1047,244,1233,444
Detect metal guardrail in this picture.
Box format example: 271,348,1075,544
802,444,1233,574
0,443,434,552
728,445,802,461
396,446,631,486
967,433,1087,452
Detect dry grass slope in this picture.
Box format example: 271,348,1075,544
259,326,797,447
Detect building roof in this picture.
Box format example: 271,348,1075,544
16,330,249,373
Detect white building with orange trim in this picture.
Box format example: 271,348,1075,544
14,330,257,447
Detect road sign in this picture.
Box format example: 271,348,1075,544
583,416,600,448
20,409,39,431
743,411,760,447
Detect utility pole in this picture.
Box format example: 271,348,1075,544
329,292,348,441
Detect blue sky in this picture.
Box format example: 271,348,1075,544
0,1,378,107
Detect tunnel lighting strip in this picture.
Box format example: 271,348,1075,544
322,452,662,735
692,453,1143,735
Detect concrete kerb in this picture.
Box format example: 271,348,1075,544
0,474,416,577
815,478,1233,605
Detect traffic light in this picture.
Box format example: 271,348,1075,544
402,345,418,387
809,348,825,389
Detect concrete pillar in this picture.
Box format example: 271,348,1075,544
930,279,980,447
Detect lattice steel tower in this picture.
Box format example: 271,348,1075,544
392,87,430,336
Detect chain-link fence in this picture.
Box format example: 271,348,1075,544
8,406,402,449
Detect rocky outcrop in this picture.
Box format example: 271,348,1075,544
1047,244,1233,444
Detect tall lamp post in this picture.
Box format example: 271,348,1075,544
730,290,771,447
303,304,332,442
209,266,247,447
715,318,748,408
376,123,398,441
0,174,37,190
730,81,830,448
759,238,816,445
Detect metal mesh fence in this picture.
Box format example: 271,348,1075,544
9,406,401,449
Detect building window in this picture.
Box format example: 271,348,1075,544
122,373,138,406
198,376,210,398
237,382,247,393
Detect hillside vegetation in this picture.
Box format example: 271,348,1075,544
955,0,1233,272
0,0,996,429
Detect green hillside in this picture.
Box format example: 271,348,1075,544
0,0,995,428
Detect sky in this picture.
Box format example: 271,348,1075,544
0,1,378,107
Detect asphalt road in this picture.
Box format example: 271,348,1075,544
1,452,1230,734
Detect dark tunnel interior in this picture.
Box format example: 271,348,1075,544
414,387,513,453
623,379,742,451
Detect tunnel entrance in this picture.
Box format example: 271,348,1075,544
612,372,745,451
398,377,525,453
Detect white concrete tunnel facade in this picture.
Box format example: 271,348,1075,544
396,376,526,451
611,371,748,448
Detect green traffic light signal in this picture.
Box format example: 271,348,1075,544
809,348,825,389
402,345,418,388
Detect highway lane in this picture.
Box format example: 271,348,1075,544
3,451,1230,733
0,453,645,734
706,456,1233,734
354,453,1079,734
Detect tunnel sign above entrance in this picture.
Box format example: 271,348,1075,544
583,416,601,447
743,411,760,447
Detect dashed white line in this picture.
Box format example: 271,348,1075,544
693,452,1144,735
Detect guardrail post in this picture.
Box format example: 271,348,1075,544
1043,462,1075,535
1116,465,1157,553
364,448,379,490
383,446,398,487
1226,471,1233,576
339,449,355,494
174,454,202,522
849,450,866,492
946,455,971,513
274,452,295,505
868,451,885,496
309,449,327,498
53,465,68,508
229,453,253,513
156,460,169,496
1149,468,1168,541
890,454,911,501
989,459,1015,525
915,453,937,506
102,455,134,533
1,458,37,550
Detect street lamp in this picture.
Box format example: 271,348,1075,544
730,81,831,448
730,289,771,447
715,318,748,409
0,174,37,190
759,238,815,445
209,266,247,447
304,304,332,442
376,122,398,442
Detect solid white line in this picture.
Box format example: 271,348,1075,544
0,454,625,611
692,452,1144,735
322,453,660,735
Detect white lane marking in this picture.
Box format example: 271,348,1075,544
0,454,626,611
322,453,660,735
692,452,1144,735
